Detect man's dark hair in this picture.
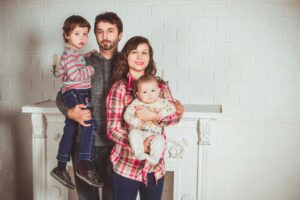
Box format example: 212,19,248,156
94,12,123,34
62,15,91,43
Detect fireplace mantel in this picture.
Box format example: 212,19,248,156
22,100,222,200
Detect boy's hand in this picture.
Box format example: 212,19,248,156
67,104,91,127
83,49,97,57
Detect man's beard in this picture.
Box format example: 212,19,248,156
99,39,118,50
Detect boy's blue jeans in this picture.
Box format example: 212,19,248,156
57,89,97,163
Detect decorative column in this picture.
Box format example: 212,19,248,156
197,118,216,200
31,113,47,200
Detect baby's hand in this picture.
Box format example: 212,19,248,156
135,106,157,122
136,122,144,129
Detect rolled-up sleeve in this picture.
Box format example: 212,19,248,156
157,83,181,127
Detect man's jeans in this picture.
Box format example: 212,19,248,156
57,89,97,162
72,145,113,200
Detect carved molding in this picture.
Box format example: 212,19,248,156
166,138,188,159
47,186,62,198
53,133,61,142
198,119,215,145
31,113,46,138
32,139,47,200
181,194,193,200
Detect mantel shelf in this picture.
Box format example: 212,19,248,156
22,100,222,119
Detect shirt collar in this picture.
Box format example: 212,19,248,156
127,73,134,91
65,44,79,51
92,51,119,62
92,51,108,61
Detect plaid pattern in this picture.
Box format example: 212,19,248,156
56,46,95,93
106,74,180,184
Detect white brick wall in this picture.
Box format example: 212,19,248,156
0,1,300,200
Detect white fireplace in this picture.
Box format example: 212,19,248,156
22,100,221,200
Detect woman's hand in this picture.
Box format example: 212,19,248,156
67,104,91,127
135,106,158,122
143,135,155,153
174,100,184,118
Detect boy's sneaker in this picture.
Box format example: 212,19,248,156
50,167,75,189
76,168,104,188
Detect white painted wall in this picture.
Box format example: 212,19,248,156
0,0,299,200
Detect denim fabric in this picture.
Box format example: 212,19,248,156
57,89,98,162
112,171,164,200
72,145,113,200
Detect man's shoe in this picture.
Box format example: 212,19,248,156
76,168,104,188
50,167,75,189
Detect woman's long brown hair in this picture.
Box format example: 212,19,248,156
111,36,157,84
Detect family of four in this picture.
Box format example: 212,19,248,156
52,12,184,200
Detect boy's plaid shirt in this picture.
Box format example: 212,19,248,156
106,74,180,184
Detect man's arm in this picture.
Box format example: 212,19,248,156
55,90,91,126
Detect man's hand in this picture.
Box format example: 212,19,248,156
67,104,91,127
135,106,157,122
175,100,184,118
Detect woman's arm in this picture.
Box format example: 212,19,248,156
124,100,143,128
174,100,184,118
156,83,183,127
106,82,130,147
135,84,183,126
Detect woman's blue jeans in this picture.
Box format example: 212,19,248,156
112,170,165,200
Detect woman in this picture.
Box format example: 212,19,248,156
106,36,184,200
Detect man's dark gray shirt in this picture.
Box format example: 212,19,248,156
56,52,116,146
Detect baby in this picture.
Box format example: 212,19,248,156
124,74,176,165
